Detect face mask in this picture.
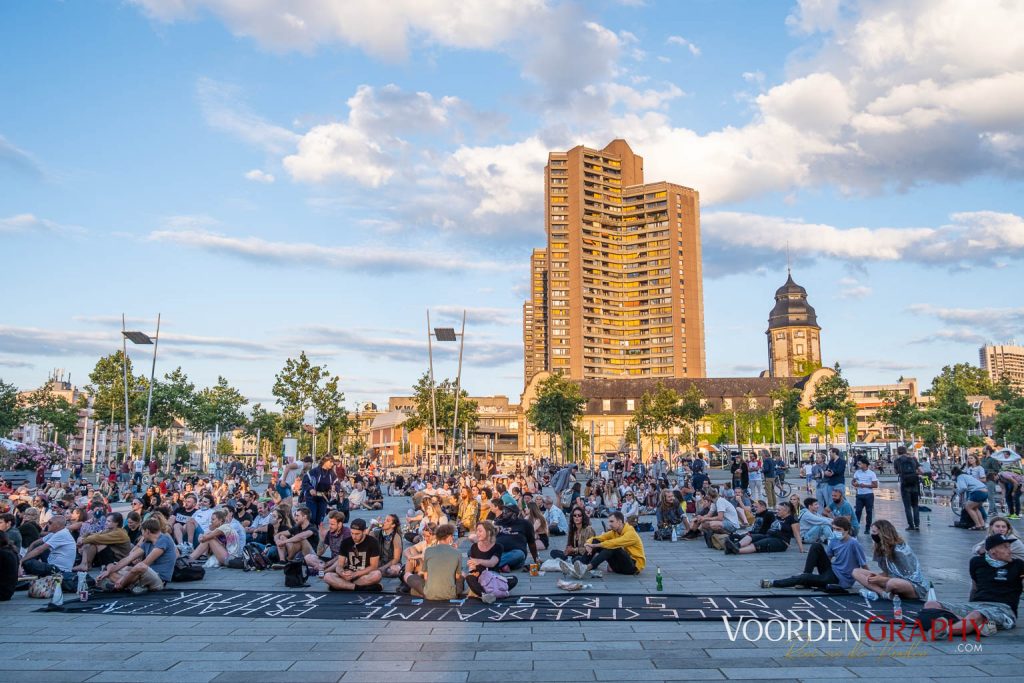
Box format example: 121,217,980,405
870,534,881,544
985,554,1008,568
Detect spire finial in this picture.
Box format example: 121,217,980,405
786,241,791,276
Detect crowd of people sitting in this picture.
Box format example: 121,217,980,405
0,448,1021,639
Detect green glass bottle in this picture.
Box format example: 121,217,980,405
656,566,663,591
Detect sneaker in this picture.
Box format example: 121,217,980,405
823,584,848,593
129,584,147,595
271,562,286,570
506,575,519,590
905,526,917,531
760,578,772,589
396,584,411,595
979,620,998,637
558,559,574,576
589,570,603,579
703,530,714,548
481,593,496,604
364,583,383,593
859,588,879,601
573,560,589,580
724,539,739,555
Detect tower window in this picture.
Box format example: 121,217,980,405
776,332,785,340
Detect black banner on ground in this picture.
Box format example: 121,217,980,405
42,590,919,623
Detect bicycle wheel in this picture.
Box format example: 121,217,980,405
932,472,952,488
776,480,792,497
950,493,963,518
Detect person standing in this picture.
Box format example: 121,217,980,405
852,458,878,534
981,446,1003,520
823,448,846,502
762,451,777,507
748,452,765,502
303,455,337,526
894,446,923,530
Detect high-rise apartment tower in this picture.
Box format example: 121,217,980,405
980,343,1024,391
523,139,706,384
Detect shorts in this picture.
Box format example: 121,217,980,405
968,490,989,503
723,519,739,533
937,600,1016,630
136,567,166,591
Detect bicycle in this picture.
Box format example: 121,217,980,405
773,476,793,499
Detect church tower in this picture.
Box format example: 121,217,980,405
767,271,821,377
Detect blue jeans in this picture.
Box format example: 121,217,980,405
985,480,998,516
499,549,527,570
802,524,834,545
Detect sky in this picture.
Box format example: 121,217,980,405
2,0,1023,410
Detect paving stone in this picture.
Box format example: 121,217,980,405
87,673,217,683
721,666,858,679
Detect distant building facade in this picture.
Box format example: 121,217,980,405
980,343,1024,391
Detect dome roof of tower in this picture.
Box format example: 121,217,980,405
768,273,819,330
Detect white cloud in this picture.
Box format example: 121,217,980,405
0,135,43,176
282,84,474,186
443,137,550,219
786,0,842,34
666,35,701,56
582,82,684,111
433,305,517,327
838,277,872,299
701,210,1024,275
147,226,523,275
0,214,84,235
197,77,299,154
908,304,1024,345
244,169,275,183
132,0,547,60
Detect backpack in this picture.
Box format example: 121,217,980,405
242,543,270,571
478,569,510,599
172,557,206,582
284,557,309,588
897,457,919,484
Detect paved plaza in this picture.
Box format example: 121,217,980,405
1,481,1021,683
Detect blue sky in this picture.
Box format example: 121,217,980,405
2,0,1023,409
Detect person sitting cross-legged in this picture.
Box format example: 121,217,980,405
274,504,317,562
692,488,741,539
852,519,931,602
581,511,646,576
406,523,464,600
323,518,383,592
760,517,866,592
73,512,132,571
188,509,241,566
96,517,177,594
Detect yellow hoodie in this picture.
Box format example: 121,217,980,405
591,523,646,573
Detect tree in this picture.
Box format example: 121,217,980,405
810,363,857,447
216,436,234,456
24,384,80,445
928,363,993,400
993,384,1024,446
312,374,348,455
526,374,585,462
920,382,976,448
404,372,479,456
246,403,283,459
874,389,920,441
675,384,707,453
273,351,326,434
148,367,196,430
83,351,147,430
771,386,802,443
193,376,248,433
0,379,23,437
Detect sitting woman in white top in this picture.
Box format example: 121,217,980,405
852,519,931,601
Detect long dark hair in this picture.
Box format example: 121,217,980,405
568,508,590,547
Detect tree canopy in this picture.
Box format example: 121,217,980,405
526,374,585,461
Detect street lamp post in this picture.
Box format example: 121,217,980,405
427,310,465,475
122,314,161,468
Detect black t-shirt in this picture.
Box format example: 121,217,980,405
970,556,1024,615
236,511,254,528
289,523,314,543
173,505,196,524
338,535,381,572
469,542,504,574
126,525,142,545
767,514,797,543
494,516,536,555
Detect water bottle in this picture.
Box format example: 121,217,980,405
656,566,663,591
671,526,678,542
892,595,902,621
77,571,89,602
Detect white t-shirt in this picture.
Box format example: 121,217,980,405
712,498,740,527
134,459,144,473
282,461,301,486
852,469,878,495
349,488,367,507
42,528,76,571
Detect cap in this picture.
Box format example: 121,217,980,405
985,534,1013,551
350,518,367,531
